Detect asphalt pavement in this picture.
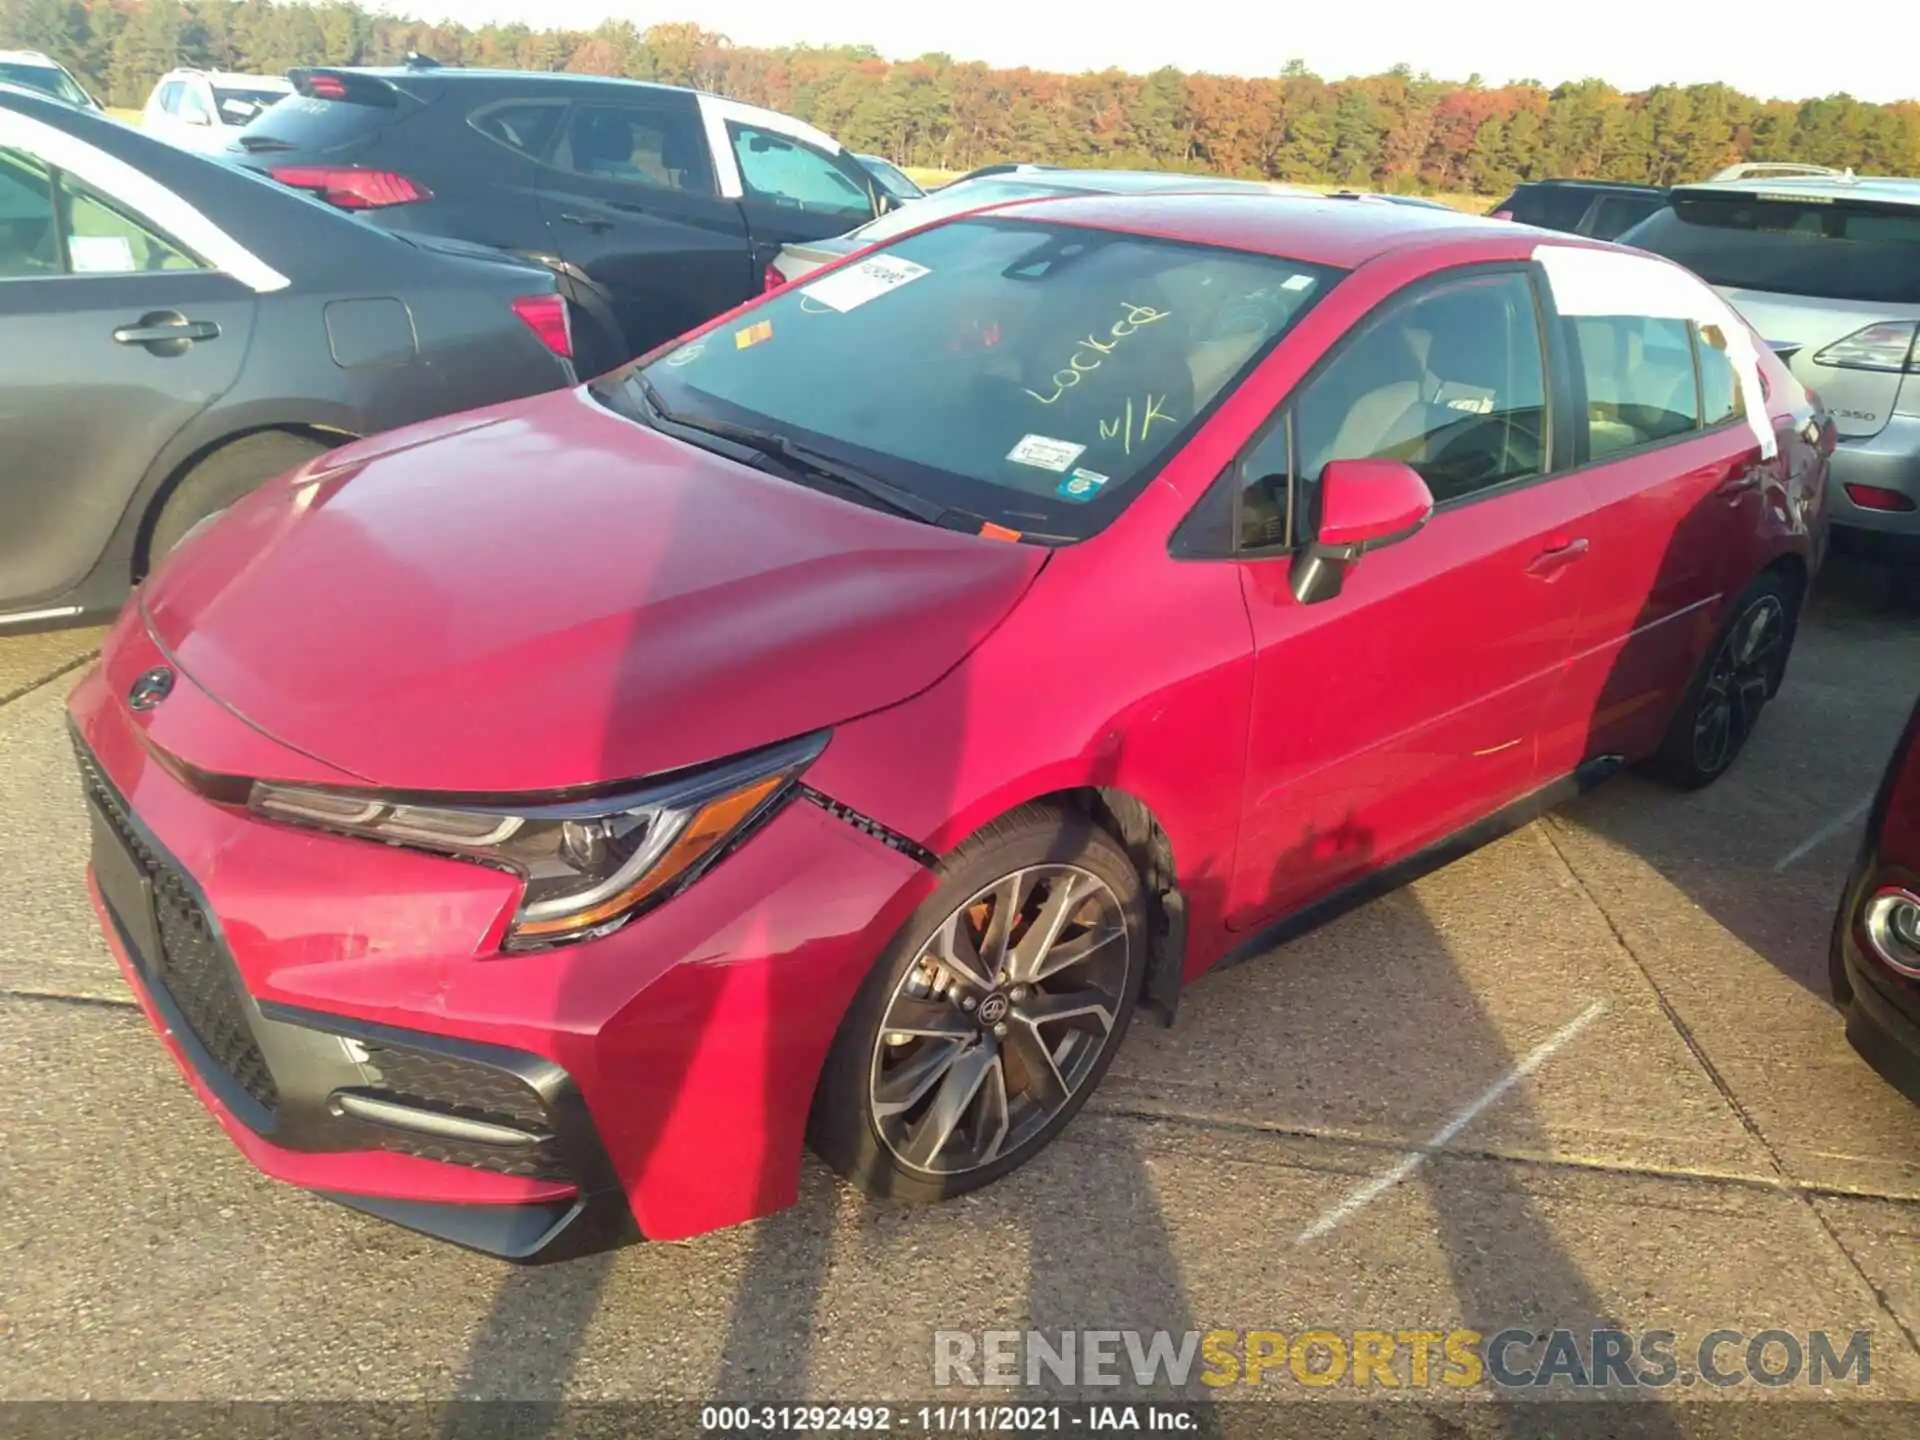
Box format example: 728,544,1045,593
2,558,1918,1420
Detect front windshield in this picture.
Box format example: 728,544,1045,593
213,87,287,126
608,217,1339,540
849,180,1081,244
0,63,89,108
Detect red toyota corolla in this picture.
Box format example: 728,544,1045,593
70,194,1831,1259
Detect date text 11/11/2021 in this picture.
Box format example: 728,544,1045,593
700,1403,1198,1433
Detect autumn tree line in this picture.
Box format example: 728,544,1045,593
5,0,1919,195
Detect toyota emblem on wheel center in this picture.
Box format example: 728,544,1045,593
127,666,175,711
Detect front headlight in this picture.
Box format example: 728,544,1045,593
248,732,827,949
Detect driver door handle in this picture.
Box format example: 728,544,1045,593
1716,471,1762,498
558,212,615,232
113,316,219,345
1526,536,1590,580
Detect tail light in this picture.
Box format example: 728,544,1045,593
1813,322,1920,374
510,294,572,359
1843,483,1916,513
763,262,788,293
268,165,430,210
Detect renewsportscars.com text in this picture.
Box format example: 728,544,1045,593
933,1328,1873,1390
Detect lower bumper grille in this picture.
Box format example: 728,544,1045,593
75,738,279,1113
355,1044,573,1181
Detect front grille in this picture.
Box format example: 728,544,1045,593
359,1044,572,1181
75,740,280,1113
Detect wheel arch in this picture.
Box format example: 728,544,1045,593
942,784,1189,1028
135,420,356,578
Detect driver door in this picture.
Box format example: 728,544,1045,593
1225,265,1595,928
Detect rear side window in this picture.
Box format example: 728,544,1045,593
470,101,565,160
0,148,57,277
1625,195,1920,303
556,103,715,195
1697,324,1748,428
1570,315,1699,459
154,81,181,114
1587,194,1663,239
729,123,872,223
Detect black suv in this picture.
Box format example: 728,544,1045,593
231,66,890,372
1488,179,1670,239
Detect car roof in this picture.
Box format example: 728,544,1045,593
164,69,292,87
1516,178,1667,194
1673,173,1920,208
1010,168,1293,196
980,189,1514,267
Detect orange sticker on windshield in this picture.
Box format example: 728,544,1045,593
734,320,774,350
978,522,1023,543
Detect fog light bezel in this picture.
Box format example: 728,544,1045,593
1863,886,1920,979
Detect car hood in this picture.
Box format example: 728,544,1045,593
142,388,1046,793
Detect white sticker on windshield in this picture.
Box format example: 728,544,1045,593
799,255,930,313
1007,434,1086,473
220,98,258,120
1281,273,1317,291
69,235,135,274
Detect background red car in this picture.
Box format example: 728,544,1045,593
1832,690,1920,1094
71,193,1828,1258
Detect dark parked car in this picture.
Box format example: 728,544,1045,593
0,84,575,633
1489,179,1669,239
229,67,890,372
1833,693,1920,1097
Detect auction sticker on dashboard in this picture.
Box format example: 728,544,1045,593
1056,467,1109,500
1007,434,1086,472
800,256,931,313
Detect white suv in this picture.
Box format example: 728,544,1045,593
0,51,100,111
141,69,291,153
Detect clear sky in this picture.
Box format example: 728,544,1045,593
373,0,1916,106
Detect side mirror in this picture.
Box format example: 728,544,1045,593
1289,458,1434,606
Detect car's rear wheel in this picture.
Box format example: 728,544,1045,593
147,431,332,565
809,805,1144,1204
1648,571,1796,790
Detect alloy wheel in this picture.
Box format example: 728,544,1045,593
868,864,1131,1176
1692,594,1786,775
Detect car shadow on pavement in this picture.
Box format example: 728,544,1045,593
1551,547,1920,1004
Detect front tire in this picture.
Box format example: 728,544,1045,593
809,805,1145,1204
1647,571,1796,790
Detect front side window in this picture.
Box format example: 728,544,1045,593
557,103,715,195
176,84,212,126
154,81,182,115
1273,269,1547,523
1571,314,1699,459
603,218,1337,540
729,124,873,223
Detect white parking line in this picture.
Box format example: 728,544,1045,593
1773,794,1875,873
1295,999,1609,1245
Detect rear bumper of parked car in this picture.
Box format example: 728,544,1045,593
68,622,929,1259
1828,415,1920,547
1834,844,1920,1101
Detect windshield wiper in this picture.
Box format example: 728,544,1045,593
632,375,951,527
235,134,295,152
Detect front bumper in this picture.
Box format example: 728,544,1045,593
1832,844,1920,1102
69,613,932,1255
1828,414,1920,543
